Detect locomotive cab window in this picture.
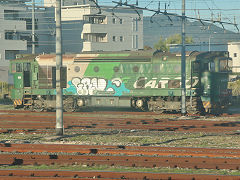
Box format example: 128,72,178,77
11,63,16,73
219,59,229,72
192,62,200,73
203,63,209,72
209,62,215,72
16,63,22,72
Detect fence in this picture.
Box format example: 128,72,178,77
0,82,12,99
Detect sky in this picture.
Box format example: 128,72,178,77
35,0,240,32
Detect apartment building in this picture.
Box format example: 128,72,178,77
0,1,28,82
45,0,143,52
228,42,240,73
18,6,55,55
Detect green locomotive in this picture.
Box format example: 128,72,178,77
10,51,232,113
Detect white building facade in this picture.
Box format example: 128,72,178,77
228,42,240,73
46,0,143,52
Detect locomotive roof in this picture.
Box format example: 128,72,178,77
11,51,227,64
11,54,37,61
35,51,199,63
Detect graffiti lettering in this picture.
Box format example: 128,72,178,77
134,77,199,89
70,77,130,96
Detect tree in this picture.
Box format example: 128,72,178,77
154,34,194,52
153,37,168,52
143,45,153,50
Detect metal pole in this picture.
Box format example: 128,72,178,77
56,0,63,136
208,36,211,52
181,0,186,115
32,0,35,54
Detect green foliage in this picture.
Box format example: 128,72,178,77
154,34,194,52
228,79,240,96
143,45,153,50
154,37,168,52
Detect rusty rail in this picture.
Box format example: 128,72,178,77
0,169,239,180
1,143,240,158
0,111,240,133
0,144,240,170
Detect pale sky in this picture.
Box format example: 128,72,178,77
35,0,240,32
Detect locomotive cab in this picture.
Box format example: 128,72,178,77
10,55,36,108
197,52,232,113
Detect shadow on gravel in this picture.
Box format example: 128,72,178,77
49,130,122,141
141,134,216,146
214,121,240,127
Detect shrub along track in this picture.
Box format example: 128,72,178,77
0,110,240,134
0,143,240,179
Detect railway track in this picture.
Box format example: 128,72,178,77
0,169,239,180
0,143,240,170
0,110,240,134
0,143,240,179
1,143,240,158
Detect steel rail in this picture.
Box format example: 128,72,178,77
1,143,240,158
0,169,239,180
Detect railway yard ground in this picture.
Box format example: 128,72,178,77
0,101,240,179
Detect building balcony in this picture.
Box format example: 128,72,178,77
4,39,27,51
82,41,109,52
3,20,26,31
82,24,108,34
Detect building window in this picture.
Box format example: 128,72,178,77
119,19,123,24
4,10,19,20
20,35,39,47
132,35,138,49
112,18,116,24
113,36,116,42
5,50,19,60
234,53,237,57
5,31,14,40
19,18,38,30
120,36,123,42
132,18,138,31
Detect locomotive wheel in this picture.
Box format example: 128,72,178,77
32,100,44,112
33,104,44,112
64,97,76,112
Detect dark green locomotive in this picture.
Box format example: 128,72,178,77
10,51,232,113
